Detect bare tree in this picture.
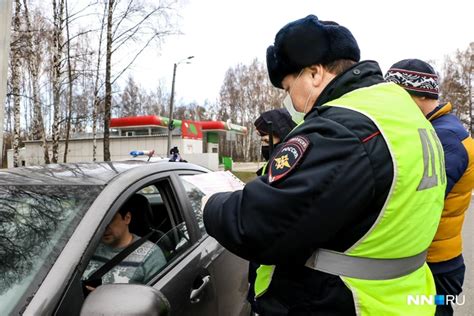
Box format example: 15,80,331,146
51,0,65,163
0,0,13,168
102,0,180,161
143,82,169,116
119,76,146,116
63,0,73,162
218,59,284,161
11,0,22,167
3,0,182,166
103,0,114,161
439,43,474,134
23,0,50,164
92,0,108,162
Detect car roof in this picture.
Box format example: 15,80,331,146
0,161,208,186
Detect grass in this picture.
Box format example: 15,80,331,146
232,171,257,183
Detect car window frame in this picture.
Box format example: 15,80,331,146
172,171,209,240
161,173,201,242
142,172,206,286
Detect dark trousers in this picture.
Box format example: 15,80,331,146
434,264,465,316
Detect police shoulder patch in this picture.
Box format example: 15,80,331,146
268,135,310,184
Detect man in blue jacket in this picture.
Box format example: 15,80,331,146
386,59,474,316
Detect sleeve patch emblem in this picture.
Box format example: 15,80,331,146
268,135,310,183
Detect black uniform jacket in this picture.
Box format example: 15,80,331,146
204,61,394,315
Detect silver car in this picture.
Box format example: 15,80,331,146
0,161,250,315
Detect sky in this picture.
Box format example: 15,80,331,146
131,0,474,106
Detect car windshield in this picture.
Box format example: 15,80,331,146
0,184,103,315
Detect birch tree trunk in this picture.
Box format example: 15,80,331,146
103,0,114,161
0,0,13,167
11,0,21,167
23,0,49,164
92,96,99,161
51,0,64,163
92,0,107,162
63,0,72,162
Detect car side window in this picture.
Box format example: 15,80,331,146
178,176,206,235
81,179,192,289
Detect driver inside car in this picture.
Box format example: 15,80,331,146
83,196,167,288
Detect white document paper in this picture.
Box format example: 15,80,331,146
183,171,245,196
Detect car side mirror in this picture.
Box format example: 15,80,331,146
80,284,170,315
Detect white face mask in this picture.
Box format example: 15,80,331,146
283,69,314,124
283,94,305,124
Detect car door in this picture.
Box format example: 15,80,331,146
53,171,219,316
174,172,250,316
146,173,219,315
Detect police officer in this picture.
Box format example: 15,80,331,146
254,108,296,174
203,15,445,315
169,146,186,162
248,108,296,313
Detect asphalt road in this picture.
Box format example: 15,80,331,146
454,195,473,315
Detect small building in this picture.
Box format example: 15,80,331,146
7,115,247,170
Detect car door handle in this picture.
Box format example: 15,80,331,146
190,275,211,304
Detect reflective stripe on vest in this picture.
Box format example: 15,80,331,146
304,248,427,280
